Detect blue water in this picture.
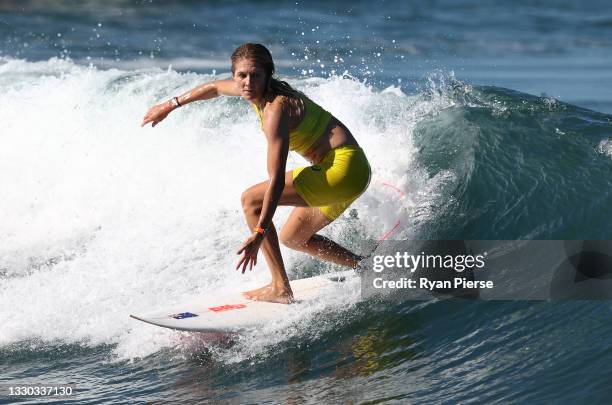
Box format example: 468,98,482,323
1,1,611,403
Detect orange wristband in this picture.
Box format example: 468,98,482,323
254,227,266,235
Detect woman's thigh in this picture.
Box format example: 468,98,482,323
279,206,332,245
242,170,333,241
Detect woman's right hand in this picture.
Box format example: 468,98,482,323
141,101,173,128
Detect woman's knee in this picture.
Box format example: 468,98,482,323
240,188,261,215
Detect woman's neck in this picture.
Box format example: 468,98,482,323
253,90,273,111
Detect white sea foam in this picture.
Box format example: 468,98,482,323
0,57,457,360
597,138,612,159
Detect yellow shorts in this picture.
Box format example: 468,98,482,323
292,145,371,221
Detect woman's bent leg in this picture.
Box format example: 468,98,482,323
240,171,365,303
279,207,363,268
240,171,308,303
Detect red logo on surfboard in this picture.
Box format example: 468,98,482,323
208,304,247,312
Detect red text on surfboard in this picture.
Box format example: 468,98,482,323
208,304,247,312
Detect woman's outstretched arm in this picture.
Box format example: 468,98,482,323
141,79,241,127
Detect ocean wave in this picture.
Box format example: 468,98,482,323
1,58,611,360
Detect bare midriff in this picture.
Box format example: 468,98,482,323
283,96,359,165
300,117,359,164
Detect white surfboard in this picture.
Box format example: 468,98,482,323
130,270,359,333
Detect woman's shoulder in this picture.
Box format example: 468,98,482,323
272,93,301,107
259,96,288,124
264,94,298,115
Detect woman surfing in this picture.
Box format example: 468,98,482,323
141,43,371,304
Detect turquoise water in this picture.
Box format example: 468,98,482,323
1,1,611,403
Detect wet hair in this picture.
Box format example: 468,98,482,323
230,43,302,99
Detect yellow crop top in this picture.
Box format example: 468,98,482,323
251,94,332,155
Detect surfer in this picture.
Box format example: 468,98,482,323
141,43,370,303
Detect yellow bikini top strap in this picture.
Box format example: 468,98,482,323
251,103,264,127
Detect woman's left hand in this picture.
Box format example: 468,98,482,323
236,233,265,273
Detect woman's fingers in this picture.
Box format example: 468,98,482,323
236,249,257,273
245,251,257,272
141,114,152,127
236,245,246,270
235,236,262,273
141,116,155,127
236,250,249,270
235,255,245,270
141,104,169,128
151,112,168,127
241,255,250,274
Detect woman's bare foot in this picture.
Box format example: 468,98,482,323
241,283,272,298
242,284,294,304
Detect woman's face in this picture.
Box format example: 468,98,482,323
233,58,268,103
